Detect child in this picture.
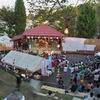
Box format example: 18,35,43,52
70,72,74,83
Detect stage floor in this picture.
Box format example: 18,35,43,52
22,47,61,54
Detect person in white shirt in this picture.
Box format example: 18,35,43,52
94,73,99,86
71,67,74,73
47,69,52,77
92,68,99,74
84,92,95,100
81,60,83,65
63,65,67,77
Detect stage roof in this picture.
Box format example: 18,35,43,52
22,25,66,37
11,34,24,41
2,50,48,72
11,25,66,41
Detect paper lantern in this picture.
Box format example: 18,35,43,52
57,76,59,78
57,72,59,74
81,80,83,83
13,65,15,67
57,74,60,76
57,78,59,82
81,76,84,79
58,69,60,71
58,70,59,73
27,70,29,73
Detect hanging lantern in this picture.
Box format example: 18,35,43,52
50,37,52,39
81,80,83,83
64,28,69,34
38,36,40,39
44,37,46,39
56,37,58,39
27,36,30,39
31,36,33,39
57,44,60,48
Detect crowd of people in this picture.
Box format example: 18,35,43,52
0,50,100,99
50,54,100,100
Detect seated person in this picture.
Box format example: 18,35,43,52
68,81,78,92
33,73,40,79
84,92,95,100
46,91,58,99
47,91,55,97
87,81,93,92
93,84,100,97
46,69,52,77
78,85,85,92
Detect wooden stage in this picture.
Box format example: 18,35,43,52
22,47,61,54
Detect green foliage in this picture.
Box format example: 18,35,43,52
77,3,97,38
28,5,77,37
14,0,26,35
0,6,15,37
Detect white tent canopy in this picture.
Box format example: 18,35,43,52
0,36,13,47
2,50,48,72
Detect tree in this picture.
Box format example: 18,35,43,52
95,3,100,38
14,0,26,35
77,3,97,38
27,0,68,13
0,6,15,37
28,5,77,37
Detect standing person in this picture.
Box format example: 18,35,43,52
93,84,100,97
73,74,77,83
52,60,55,73
86,55,90,61
70,72,74,84
70,66,74,73
39,41,42,48
58,77,64,88
94,73,99,86
16,74,22,89
46,42,48,49
63,64,67,77
87,81,93,92
77,71,81,81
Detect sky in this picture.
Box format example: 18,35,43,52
0,0,83,14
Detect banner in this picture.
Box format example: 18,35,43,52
44,60,47,76
41,60,47,76
48,56,52,69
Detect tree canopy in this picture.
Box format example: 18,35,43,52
14,0,26,35
0,6,15,37
77,3,97,38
